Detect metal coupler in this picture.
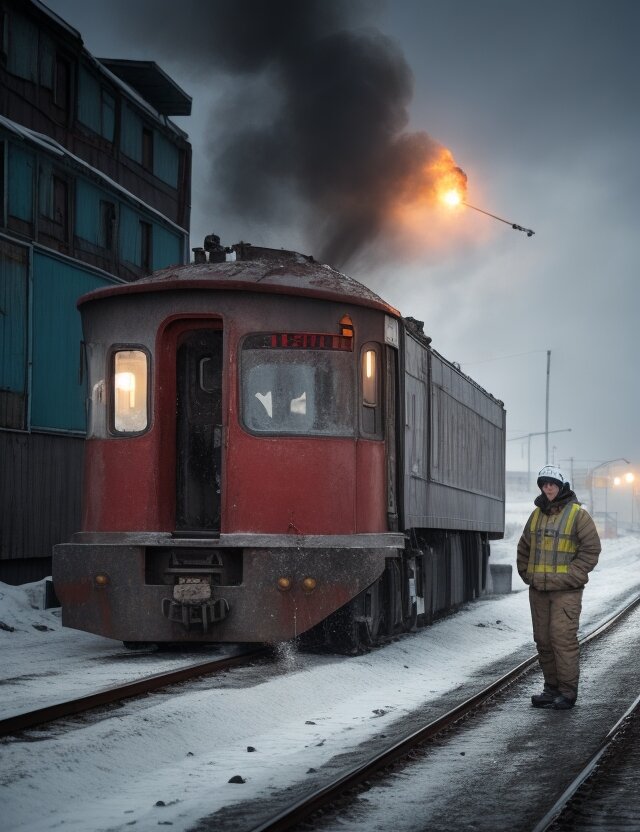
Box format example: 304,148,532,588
161,597,229,632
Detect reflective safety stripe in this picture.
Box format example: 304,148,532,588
526,502,581,577
530,563,569,573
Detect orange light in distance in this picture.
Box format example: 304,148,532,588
277,577,292,591
301,577,317,592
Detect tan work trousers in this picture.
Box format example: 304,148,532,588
529,586,583,700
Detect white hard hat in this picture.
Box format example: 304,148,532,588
537,465,567,489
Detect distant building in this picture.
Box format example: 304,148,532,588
0,0,192,583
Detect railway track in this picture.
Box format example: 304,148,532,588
0,646,269,738
205,594,640,832
533,690,640,831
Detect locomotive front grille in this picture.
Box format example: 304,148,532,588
144,546,243,587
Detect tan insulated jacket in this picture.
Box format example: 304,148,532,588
517,489,601,591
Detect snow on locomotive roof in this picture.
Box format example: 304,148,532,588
77,246,401,317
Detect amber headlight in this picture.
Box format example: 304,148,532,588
302,577,317,592
277,577,292,591
94,572,110,587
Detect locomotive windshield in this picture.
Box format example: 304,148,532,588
241,333,354,436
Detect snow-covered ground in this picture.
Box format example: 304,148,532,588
1,493,639,832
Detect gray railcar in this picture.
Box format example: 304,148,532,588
402,322,505,535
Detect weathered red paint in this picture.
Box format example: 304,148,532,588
355,440,387,532
225,433,357,534
82,436,168,531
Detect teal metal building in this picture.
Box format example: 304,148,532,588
0,0,192,582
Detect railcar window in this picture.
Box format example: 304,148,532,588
112,349,148,433
241,343,354,436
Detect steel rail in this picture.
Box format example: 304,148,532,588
250,593,640,832
0,647,269,737
530,690,640,832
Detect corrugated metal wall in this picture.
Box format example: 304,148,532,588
153,223,182,268
0,431,84,581
30,252,112,431
430,352,504,496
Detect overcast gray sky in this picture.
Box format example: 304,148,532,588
44,0,640,484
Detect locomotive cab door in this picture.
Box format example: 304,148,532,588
175,329,223,533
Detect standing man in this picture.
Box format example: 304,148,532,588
517,465,601,709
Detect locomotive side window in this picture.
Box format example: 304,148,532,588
241,334,354,436
363,349,377,405
360,343,382,438
112,349,149,433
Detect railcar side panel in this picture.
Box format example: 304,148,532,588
403,330,505,534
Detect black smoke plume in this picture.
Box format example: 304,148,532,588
118,0,458,267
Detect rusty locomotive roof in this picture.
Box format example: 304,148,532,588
78,248,401,317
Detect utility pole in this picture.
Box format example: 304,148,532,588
508,427,572,489
545,350,551,463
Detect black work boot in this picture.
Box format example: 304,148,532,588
551,694,576,710
531,684,560,708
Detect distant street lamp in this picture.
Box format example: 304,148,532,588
613,471,636,526
588,457,630,519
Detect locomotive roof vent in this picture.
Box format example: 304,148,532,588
192,234,315,266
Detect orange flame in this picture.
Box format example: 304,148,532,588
428,147,468,208
386,146,469,253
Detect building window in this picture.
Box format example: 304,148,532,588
54,55,70,112
100,201,116,250
51,176,69,240
101,90,116,142
142,127,154,172
140,221,152,272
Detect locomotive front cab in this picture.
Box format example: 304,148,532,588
53,254,406,645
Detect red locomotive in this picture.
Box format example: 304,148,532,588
53,243,505,650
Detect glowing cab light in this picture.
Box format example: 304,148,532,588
625,472,635,484
277,577,292,591
365,349,375,379
614,477,621,486
94,573,110,587
301,577,317,592
339,314,354,338
363,348,377,405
